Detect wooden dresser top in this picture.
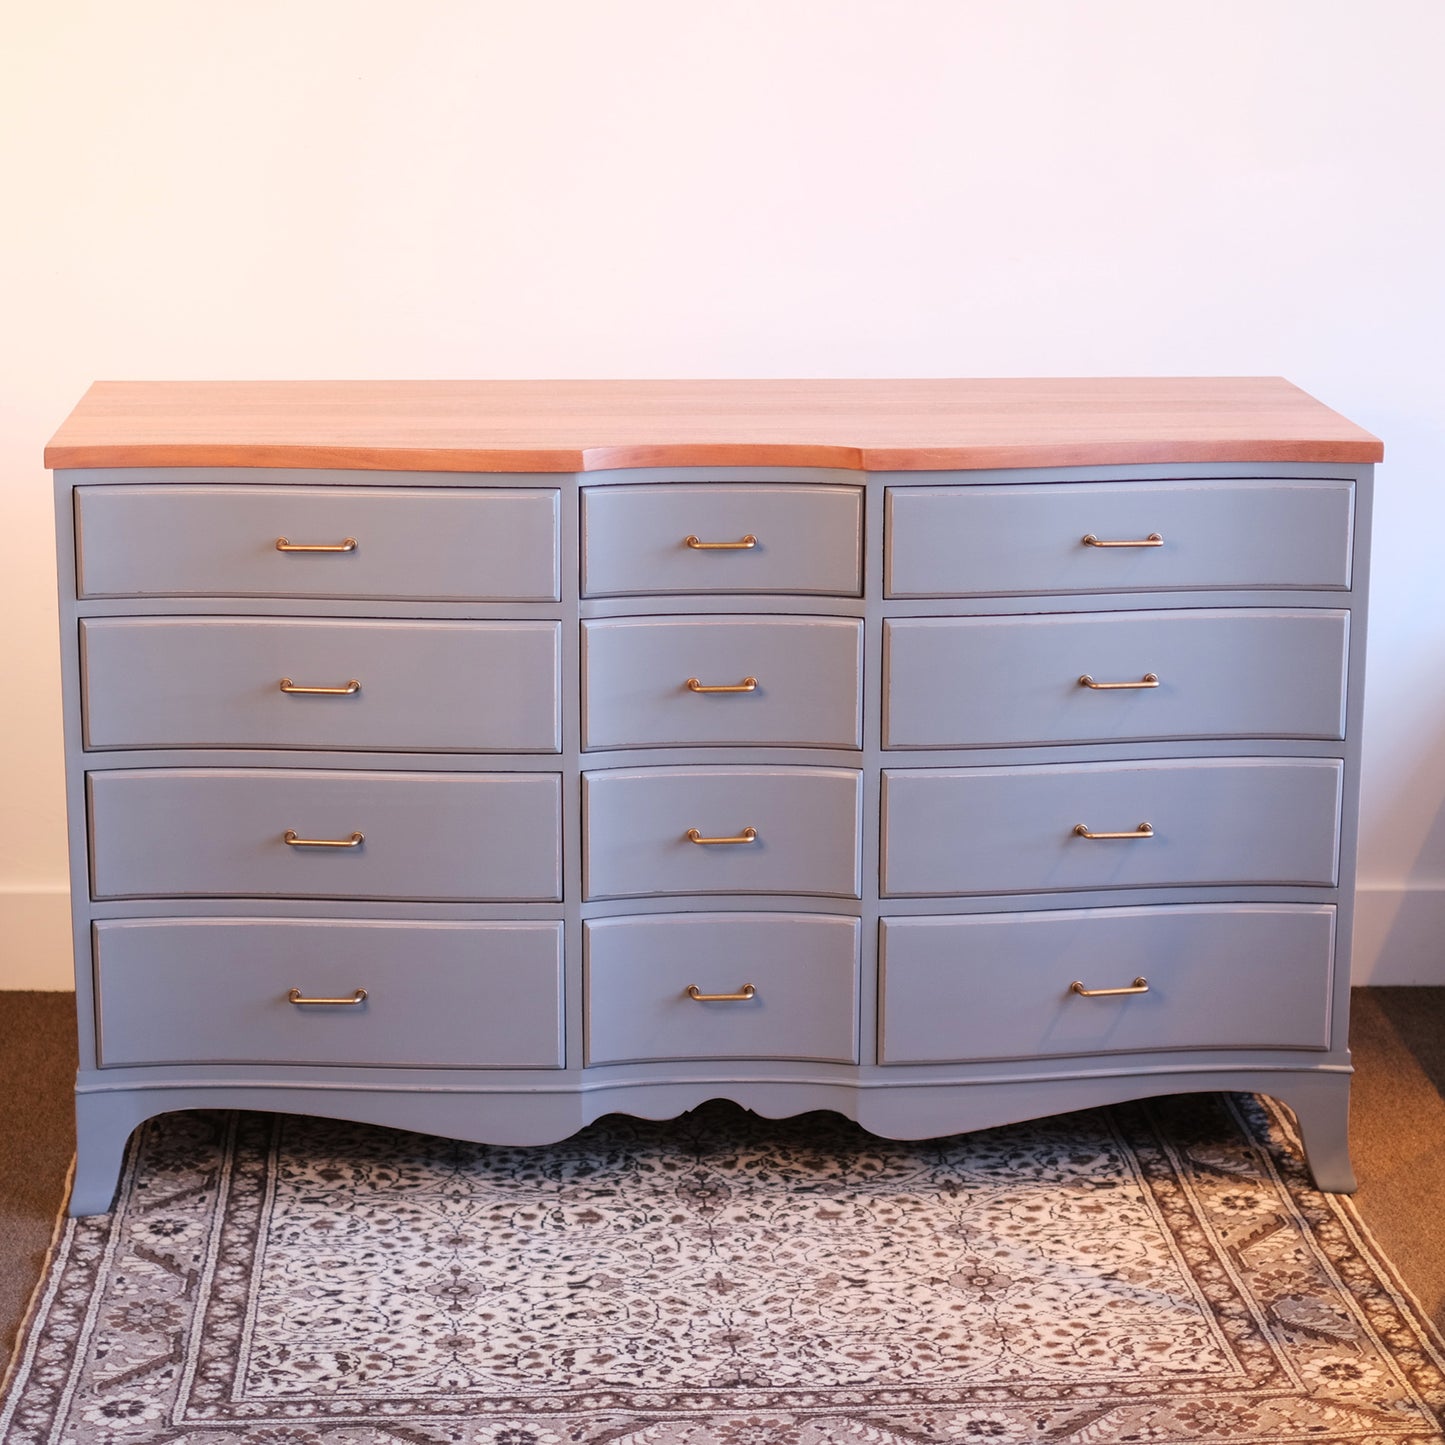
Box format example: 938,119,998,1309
46,377,1382,472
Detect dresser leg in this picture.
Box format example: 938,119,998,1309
1273,1075,1357,1194
70,1093,149,1216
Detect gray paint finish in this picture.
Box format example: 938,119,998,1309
886,479,1354,597
582,483,863,596
51,447,1374,1214
582,616,864,750
585,913,860,1064
94,918,564,1068
88,768,563,901
881,758,1343,896
75,484,561,600
878,904,1335,1063
883,609,1348,748
80,617,562,752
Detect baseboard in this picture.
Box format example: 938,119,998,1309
1352,886,1445,985
0,888,73,990
2,885,1442,990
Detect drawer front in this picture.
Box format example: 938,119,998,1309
585,913,860,1064
89,769,562,901
879,904,1335,1063
881,758,1342,896
81,618,561,753
75,484,561,600
582,617,863,750
583,766,862,900
886,479,1354,597
884,609,1348,748
582,483,863,596
94,918,564,1068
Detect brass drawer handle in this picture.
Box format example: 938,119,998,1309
686,676,758,694
276,537,358,552
1079,673,1159,690
279,677,362,695
685,826,758,845
684,534,757,550
284,830,364,848
1074,822,1153,840
686,983,757,1002
1081,532,1163,548
287,987,368,1005
1070,976,1149,997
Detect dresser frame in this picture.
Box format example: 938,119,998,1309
51,453,1373,1215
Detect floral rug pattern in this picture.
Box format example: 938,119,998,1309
2,1094,1443,1443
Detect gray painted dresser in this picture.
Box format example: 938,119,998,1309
47,379,1382,1214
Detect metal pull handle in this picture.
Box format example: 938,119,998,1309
684,534,757,550
685,826,758,845
1070,977,1149,998
686,983,757,1002
686,676,758,694
287,987,368,1005
1081,532,1163,548
1079,673,1159,690
1074,822,1153,840
279,678,362,695
275,537,358,552
283,830,364,848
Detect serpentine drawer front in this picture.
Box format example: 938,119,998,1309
80,617,562,752
75,484,561,600
880,758,1343,896
584,913,861,1065
93,918,565,1068
88,768,563,901
582,483,863,596
582,616,864,749
885,480,1355,597
48,378,1380,1213
883,610,1348,748
583,765,864,900
878,905,1336,1063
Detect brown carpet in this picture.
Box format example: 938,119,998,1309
3,986,1444,1379
0,991,76,1384
1347,987,1445,1323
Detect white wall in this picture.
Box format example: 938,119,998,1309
3,0,1443,986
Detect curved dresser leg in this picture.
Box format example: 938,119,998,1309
1273,1075,1357,1195
70,1093,151,1216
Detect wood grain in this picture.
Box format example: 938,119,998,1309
45,378,1383,472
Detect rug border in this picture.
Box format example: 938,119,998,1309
1257,1093,1445,1361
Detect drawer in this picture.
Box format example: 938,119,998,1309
583,765,862,900
582,616,863,750
75,484,561,600
881,758,1342,896
88,768,562,901
93,918,564,1068
585,913,860,1064
582,483,863,596
883,609,1348,748
878,904,1335,1063
886,479,1354,597
80,617,561,753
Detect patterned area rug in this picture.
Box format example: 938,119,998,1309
2,1095,1443,1444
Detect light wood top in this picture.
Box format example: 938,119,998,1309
45,378,1382,472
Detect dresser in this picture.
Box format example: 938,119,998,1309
46,379,1381,1214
